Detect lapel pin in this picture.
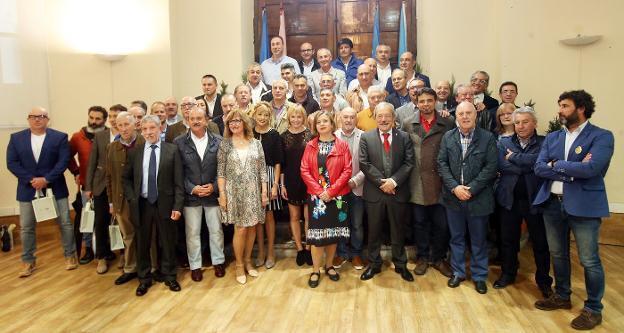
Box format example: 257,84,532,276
575,146,582,154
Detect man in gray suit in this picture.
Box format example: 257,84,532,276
359,102,415,282
174,108,226,282
123,115,184,296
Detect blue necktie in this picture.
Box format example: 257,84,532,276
147,144,158,204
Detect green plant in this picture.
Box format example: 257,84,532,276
448,74,456,100
241,71,248,84
547,116,562,133
220,80,229,95
414,62,424,75
524,99,536,108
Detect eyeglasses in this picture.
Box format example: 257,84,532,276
471,78,488,84
228,119,243,125
28,115,48,120
300,49,313,53
181,103,195,108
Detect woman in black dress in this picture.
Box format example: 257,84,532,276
252,102,283,269
280,105,313,266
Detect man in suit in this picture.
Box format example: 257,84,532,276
298,42,320,75
533,90,614,330
385,51,430,95
123,115,184,296
470,70,499,132
174,107,226,282
167,96,220,142
437,101,498,294
375,44,395,87
333,107,366,270
359,102,414,282
7,107,77,277
246,62,270,104
196,74,223,120
403,88,455,278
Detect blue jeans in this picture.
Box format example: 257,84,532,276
445,206,488,281
80,190,93,248
19,198,77,263
337,192,364,258
542,196,605,313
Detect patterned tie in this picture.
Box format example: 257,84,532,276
147,144,158,204
382,132,390,153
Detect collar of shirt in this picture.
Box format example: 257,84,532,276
120,135,137,147
270,55,285,64
379,128,393,142
144,140,162,152
474,93,485,104
420,114,436,132
564,120,589,135
191,130,208,142
459,128,475,139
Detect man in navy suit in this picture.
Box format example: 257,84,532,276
533,90,614,330
6,107,77,277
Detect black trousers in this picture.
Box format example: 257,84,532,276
93,191,113,258
500,198,553,287
366,197,407,269
412,203,449,262
136,198,178,283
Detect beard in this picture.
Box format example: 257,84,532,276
559,111,580,128
86,122,105,133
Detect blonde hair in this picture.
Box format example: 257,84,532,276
286,104,307,127
251,101,275,128
495,102,516,134
223,109,254,139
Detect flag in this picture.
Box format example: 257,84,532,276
397,1,407,63
279,4,287,55
371,2,380,58
259,7,269,62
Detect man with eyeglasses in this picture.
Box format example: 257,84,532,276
298,42,319,76
167,96,219,143
470,70,499,132
7,107,78,277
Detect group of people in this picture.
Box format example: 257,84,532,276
6,36,614,330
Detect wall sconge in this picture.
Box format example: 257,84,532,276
94,54,127,62
559,34,602,47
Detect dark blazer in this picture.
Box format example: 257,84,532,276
298,59,320,73
496,133,544,213
7,128,70,201
195,94,223,119
533,123,614,218
174,130,222,207
122,141,184,224
288,93,320,115
437,127,498,216
85,129,111,195
385,72,431,95
359,128,414,203
403,112,455,205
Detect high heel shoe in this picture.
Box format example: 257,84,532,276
235,264,246,285
245,261,259,277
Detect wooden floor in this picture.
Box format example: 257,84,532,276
1,232,623,333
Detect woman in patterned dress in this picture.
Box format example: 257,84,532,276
280,105,314,266
300,111,352,288
217,109,268,285
251,102,283,269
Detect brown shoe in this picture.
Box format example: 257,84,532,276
332,256,346,269
19,262,35,278
191,268,203,282
534,294,572,311
413,258,429,275
571,309,602,330
214,264,226,278
96,259,108,274
352,256,365,270
65,256,78,270
432,260,453,278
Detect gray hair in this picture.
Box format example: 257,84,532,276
129,105,146,115
454,83,470,95
512,106,538,123
373,101,395,117
367,85,385,95
140,115,161,127
470,70,490,83
115,111,135,124
272,78,288,89
280,63,296,71
391,68,406,79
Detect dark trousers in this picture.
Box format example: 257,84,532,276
136,198,178,283
500,198,552,287
93,191,113,259
446,206,489,281
412,203,449,262
366,197,407,269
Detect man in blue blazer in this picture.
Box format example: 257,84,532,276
533,90,614,330
6,107,77,277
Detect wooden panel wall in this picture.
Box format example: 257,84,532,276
254,0,416,62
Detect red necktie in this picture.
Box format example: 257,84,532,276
383,132,390,153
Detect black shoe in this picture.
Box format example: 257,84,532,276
493,276,515,289
474,280,488,294
304,250,313,266
165,280,181,292
1,225,10,252
395,267,414,282
152,271,165,283
325,266,340,282
447,275,465,288
538,284,554,298
360,266,381,281
308,272,320,288
104,252,117,261
136,282,152,296
296,250,305,266
115,272,138,285
79,247,94,265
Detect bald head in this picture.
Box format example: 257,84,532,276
164,96,178,119
364,58,377,76
357,64,373,88
455,101,477,132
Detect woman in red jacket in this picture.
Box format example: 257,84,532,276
300,111,352,288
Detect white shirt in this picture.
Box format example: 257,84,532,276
31,132,46,163
205,96,217,117
550,120,589,195
377,63,392,87
302,61,315,76
348,78,382,92
473,93,485,105
191,130,208,161
141,140,161,198
248,81,268,104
